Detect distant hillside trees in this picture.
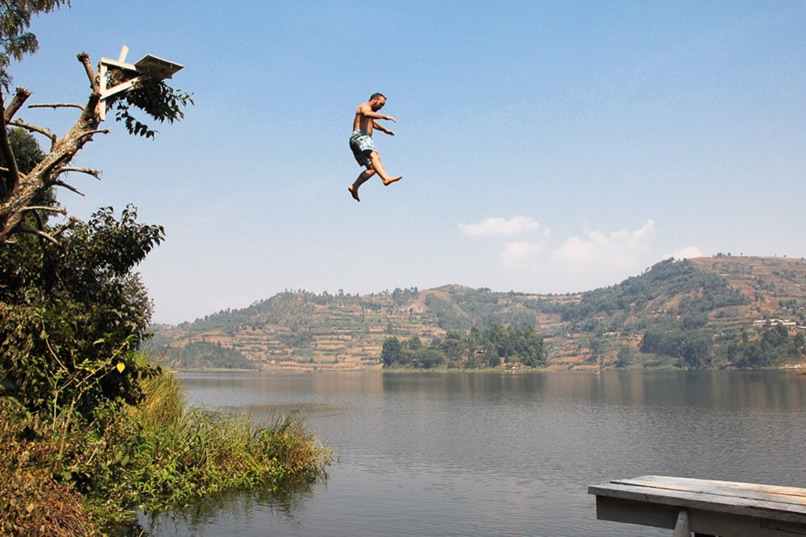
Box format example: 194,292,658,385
425,287,537,330
641,322,805,370
391,286,419,305
641,329,713,369
382,324,546,369
616,345,634,368
551,258,747,325
425,294,472,330
728,324,805,368
550,257,786,369
164,341,254,370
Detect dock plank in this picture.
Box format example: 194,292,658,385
589,475,806,533
618,476,806,504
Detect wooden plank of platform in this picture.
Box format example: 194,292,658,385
589,475,806,537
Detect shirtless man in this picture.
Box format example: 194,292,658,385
348,93,402,202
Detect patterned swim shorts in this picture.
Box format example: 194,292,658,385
349,130,376,168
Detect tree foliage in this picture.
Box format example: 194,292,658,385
161,341,255,370
115,77,194,139
640,329,713,369
382,323,546,369
0,205,164,413
0,0,71,87
728,324,804,368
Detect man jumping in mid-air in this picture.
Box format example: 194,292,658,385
348,93,402,202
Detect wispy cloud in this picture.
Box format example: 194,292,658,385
458,216,540,237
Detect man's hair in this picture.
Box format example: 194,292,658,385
369,92,386,101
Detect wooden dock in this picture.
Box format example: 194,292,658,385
589,475,806,536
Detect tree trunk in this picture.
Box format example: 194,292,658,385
0,76,103,244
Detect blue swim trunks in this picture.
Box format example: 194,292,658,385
349,129,376,168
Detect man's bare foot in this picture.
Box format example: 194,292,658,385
348,185,360,202
382,175,403,186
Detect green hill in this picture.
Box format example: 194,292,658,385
148,256,806,371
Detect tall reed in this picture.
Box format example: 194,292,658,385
85,368,331,525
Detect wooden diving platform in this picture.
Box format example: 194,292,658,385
589,475,806,536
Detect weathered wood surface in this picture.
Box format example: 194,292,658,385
589,475,806,537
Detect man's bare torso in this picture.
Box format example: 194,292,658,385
353,102,376,134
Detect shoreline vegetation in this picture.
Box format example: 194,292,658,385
171,362,806,374
0,363,331,536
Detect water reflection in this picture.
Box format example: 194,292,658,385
133,478,319,537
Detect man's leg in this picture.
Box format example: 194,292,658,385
369,151,402,186
348,168,376,202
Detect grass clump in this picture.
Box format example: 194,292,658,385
0,366,331,535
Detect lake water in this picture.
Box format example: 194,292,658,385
138,370,806,536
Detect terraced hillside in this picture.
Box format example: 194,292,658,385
149,256,805,370
542,256,805,369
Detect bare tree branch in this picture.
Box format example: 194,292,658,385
77,52,98,93
53,180,85,197
22,206,67,214
53,218,79,238
29,103,85,111
0,57,103,244
17,225,60,245
77,129,110,142
58,166,102,180
4,88,32,122
0,92,21,192
30,210,50,250
8,118,58,144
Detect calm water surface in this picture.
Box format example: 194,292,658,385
139,370,806,536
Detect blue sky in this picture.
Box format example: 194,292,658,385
11,0,806,324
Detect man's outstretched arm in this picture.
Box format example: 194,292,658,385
372,120,395,135
358,103,397,122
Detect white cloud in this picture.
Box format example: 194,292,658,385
500,241,545,269
487,219,658,291
552,235,598,263
551,219,655,269
458,216,540,237
670,246,703,260
456,217,662,293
